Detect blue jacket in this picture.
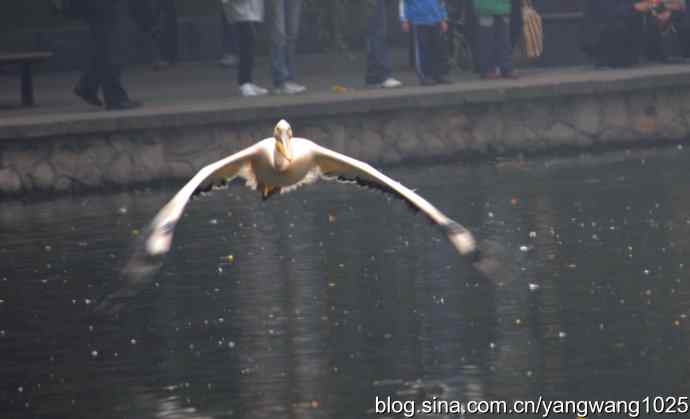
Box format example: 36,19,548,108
399,0,447,25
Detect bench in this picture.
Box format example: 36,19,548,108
0,52,54,107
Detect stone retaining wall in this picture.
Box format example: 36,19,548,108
2,69,690,195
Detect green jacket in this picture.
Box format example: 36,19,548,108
474,0,512,16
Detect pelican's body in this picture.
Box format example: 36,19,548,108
143,120,477,258
249,136,319,192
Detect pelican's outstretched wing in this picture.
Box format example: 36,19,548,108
144,142,264,256
309,140,477,256
95,142,263,316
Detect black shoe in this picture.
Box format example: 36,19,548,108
74,85,102,107
106,99,141,111
420,78,436,86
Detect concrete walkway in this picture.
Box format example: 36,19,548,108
2,49,690,141
0,49,436,120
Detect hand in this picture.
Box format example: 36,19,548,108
401,21,410,32
657,9,672,21
634,1,651,12
440,20,448,33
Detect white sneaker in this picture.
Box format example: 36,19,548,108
275,81,307,95
380,78,402,88
239,83,268,97
218,54,238,68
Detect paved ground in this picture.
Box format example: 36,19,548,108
2,48,690,138
0,49,442,117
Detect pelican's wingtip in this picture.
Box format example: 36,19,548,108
444,221,478,257
145,231,172,256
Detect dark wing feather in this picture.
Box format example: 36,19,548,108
307,139,477,256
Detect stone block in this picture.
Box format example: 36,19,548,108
105,154,134,185
325,122,346,153
31,162,56,190
0,168,22,193
572,96,602,135
132,142,166,180
54,177,73,192
358,129,384,162
544,122,578,144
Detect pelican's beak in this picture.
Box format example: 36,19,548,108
275,134,293,161
274,119,294,161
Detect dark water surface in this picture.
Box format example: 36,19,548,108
1,146,689,419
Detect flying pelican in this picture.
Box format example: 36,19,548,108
95,120,479,314
143,119,476,258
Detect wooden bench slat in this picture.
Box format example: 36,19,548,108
0,52,54,65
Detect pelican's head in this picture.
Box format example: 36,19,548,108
274,119,293,162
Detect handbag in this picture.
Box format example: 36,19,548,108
519,0,543,59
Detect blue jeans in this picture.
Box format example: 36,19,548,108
365,0,392,85
267,0,303,86
477,15,513,75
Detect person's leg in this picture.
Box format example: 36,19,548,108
267,0,289,87
414,24,434,82
236,21,255,85
495,15,513,76
221,8,238,55
476,15,497,76
429,23,449,82
100,1,132,107
159,0,179,63
75,17,104,106
284,0,303,82
365,0,392,84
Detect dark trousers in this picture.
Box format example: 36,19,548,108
152,0,179,63
221,9,238,55
365,0,392,84
476,15,513,75
77,1,129,105
236,22,256,85
411,23,448,82
589,16,643,67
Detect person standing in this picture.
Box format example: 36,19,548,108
399,0,451,85
222,0,269,96
218,3,239,67
365,0,403,88
150,0,179,70
73,0,142,110
266,0,307,94
473,0,514,79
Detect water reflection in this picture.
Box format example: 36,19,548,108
1,146,689,418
